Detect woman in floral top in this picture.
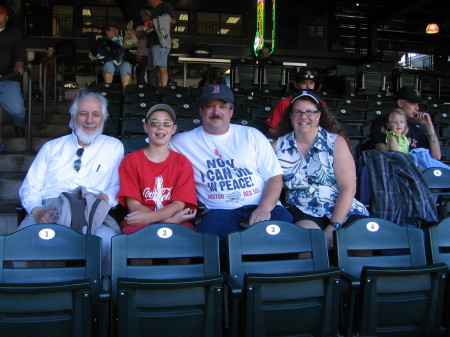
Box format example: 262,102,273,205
272,91,369,248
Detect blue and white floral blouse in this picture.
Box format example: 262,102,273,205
275,127,369,219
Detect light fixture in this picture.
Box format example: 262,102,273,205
82,9,91,16
178,13,188,21
426,23,439,34
226,16,240,24
218,28,229,35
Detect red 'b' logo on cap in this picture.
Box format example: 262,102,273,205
213,85,220,93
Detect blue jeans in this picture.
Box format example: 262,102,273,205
0,80,25,128
0,80,25,150
197,205,294,256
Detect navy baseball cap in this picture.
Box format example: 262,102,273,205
200,84,234,106
291,90,322,107
396,86,425,103
296,68,320,83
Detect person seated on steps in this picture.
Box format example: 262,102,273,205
91,25,132,91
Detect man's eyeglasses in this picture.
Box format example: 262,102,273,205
291,110,319,117
74,148,84,172
148,120,174,128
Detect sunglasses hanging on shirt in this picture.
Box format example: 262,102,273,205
74,148,84,172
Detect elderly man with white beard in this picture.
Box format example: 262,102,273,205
18,88,124,279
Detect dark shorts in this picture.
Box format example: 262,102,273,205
289,206,368,230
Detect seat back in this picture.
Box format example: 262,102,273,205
334,218,427,279
0,224,101,337
228,221,340,337
427,217,450,266
111,224,223,337
422,167,450,219
228,221,330,289
359,264,447,337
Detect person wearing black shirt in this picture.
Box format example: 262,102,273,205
368,86,441,160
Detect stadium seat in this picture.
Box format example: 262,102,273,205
161,92,196,105
333,217,447,337
424,217,450,337
334,108,365,121
231,59,259,90
111,224,223,337
250,105,273,122
231,118,268,136
0,224,102,337
227,220,341,337
121,132,148,153
422,167,450,220
176,117,202,133
158,84,189,95
171,102,200,118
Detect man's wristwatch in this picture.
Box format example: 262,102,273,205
329,221,342,229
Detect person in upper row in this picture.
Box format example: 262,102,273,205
170,84,293,254
0,5,26,150
146,0,177,87
92,25,132,90
266,68,323,136
367,85,441,160
272,91,369,249
118,103,197,234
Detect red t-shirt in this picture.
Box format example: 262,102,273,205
118,149,198,233
266,95,328,129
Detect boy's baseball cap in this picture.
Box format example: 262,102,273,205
145,103,176,122
200,84,234,106
0,6,8,14
396,86,425,103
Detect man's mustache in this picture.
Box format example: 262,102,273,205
209,115,222,119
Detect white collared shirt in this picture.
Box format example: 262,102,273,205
20,133,124,214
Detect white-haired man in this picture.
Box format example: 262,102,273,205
18,88,124,277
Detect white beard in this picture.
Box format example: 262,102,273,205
74,124,104,145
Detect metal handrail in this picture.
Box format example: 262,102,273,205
25,67,32,153
42,54,64,123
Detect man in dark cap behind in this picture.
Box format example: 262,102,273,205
265,68,323,136
0,5,26,150
367,85,441,159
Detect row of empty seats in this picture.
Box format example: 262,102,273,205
88,83,450,161
2,217,450,337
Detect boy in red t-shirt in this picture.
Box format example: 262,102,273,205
118,104,197,233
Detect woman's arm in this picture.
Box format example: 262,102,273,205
324,136,358,247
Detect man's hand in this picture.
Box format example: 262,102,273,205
14,62,25,76
83,192,109,203
249,206,271,226
413,111,433,127
31,206,56,224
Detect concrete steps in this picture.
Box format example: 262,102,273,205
0,101,72,234
0,199,21,235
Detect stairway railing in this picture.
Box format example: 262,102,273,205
42,54,65,123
